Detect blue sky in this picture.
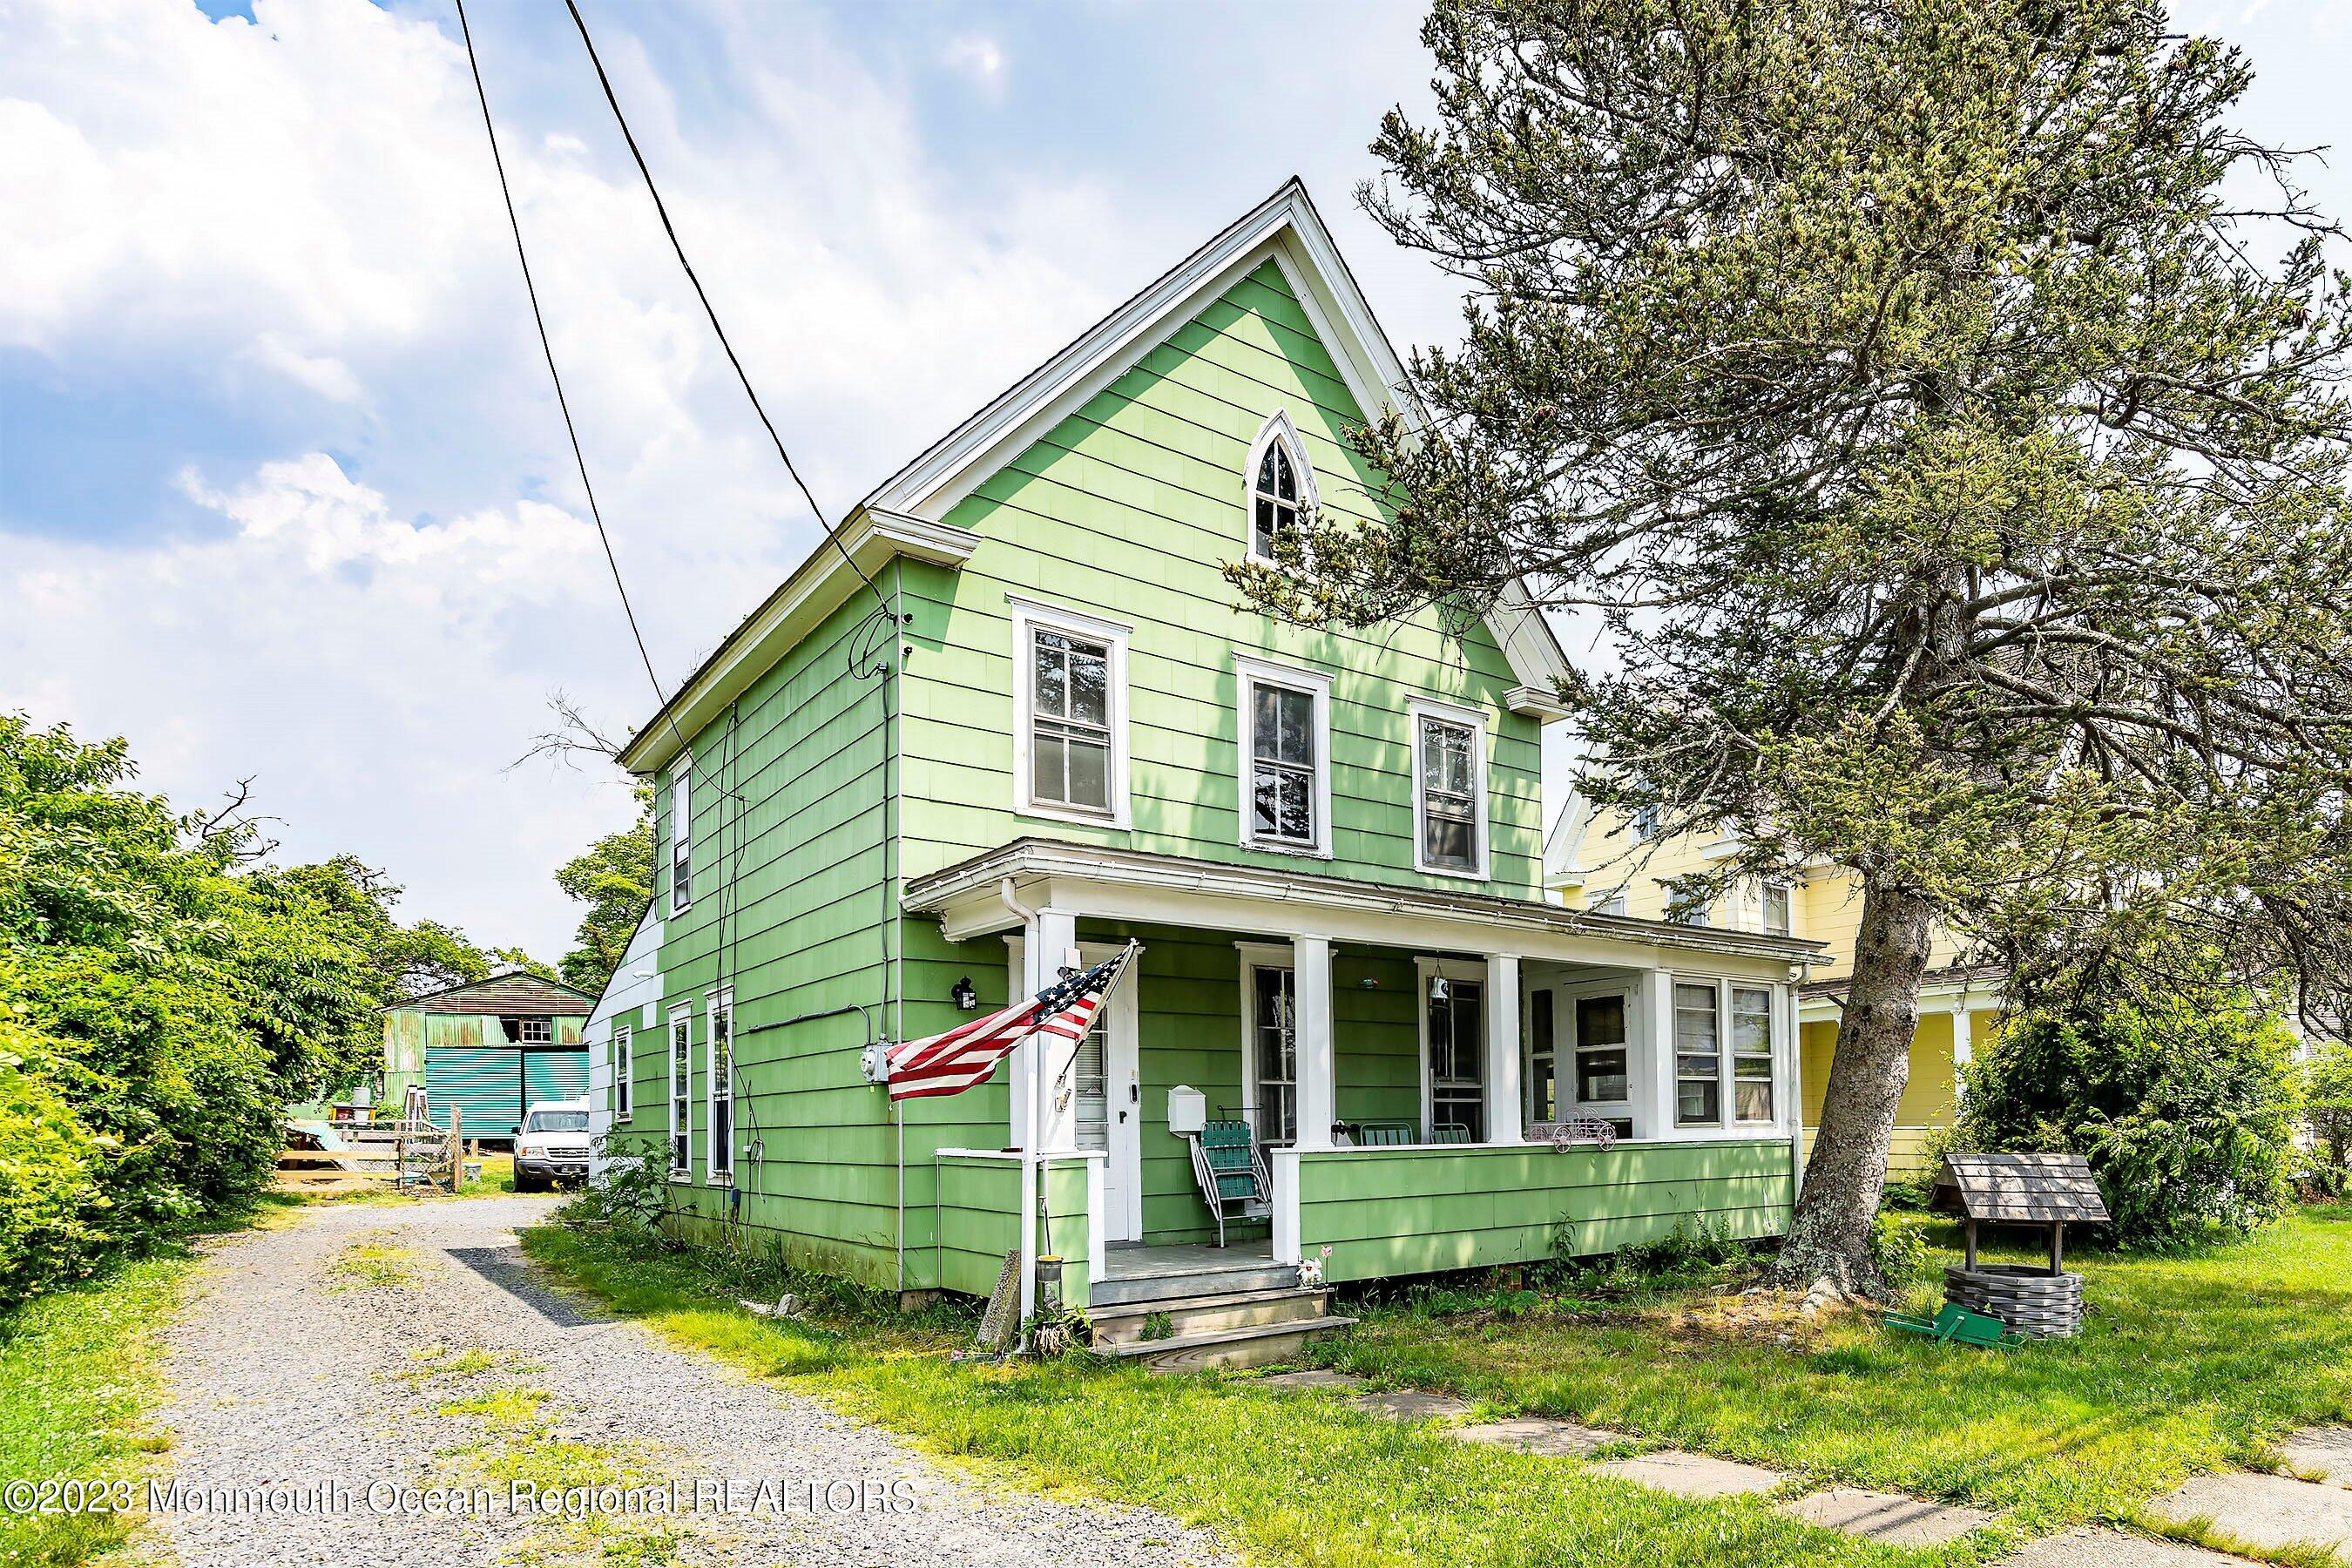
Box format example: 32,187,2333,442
3,0,2348,960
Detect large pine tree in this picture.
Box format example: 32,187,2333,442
1236,0,2352,1293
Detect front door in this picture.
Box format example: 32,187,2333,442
1071,943,1142,1242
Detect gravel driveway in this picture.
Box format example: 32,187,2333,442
154,1197,1230,1567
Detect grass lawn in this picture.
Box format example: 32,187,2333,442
1324,1207,2352,1543
0,1256,187,1567
523,1222,1982,1568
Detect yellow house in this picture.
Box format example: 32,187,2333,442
1543,801,1996,1174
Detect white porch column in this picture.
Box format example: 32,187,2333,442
1950,1005,1974,1106
1005,936,1031,1152
1636,968,1677,1139
1293,935,1335,1151
1485,953,1524,1143
1031,909,1078,1153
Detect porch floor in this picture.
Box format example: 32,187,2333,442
1102,1240,1274,1281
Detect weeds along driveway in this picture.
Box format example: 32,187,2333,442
152,1197,1232,1568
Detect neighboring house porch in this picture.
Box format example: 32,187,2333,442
904,839,1817,1315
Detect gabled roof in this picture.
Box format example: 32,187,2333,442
383,971,597,1017
618,178,1572,777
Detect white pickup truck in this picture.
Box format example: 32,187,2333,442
511,1098,591,1192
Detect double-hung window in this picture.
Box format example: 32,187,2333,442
1410,700,1487,877
666,1004,692,1179
1673,982,1722,1127
1235,657,1331,856
1671,979,1782,1128
1246,410,1317,564
1574,993,1632,1112
1732,986,1775,1122
611,1024,632,1122
1761,882,1793,936
706,990,733,1184
1011,598,1131,827
1528,989,1556,1122
669,762,693,915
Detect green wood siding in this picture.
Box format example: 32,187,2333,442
1295,1140,1796,1284
896,260,1544,897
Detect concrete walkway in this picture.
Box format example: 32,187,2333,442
1261,1371,2352,1564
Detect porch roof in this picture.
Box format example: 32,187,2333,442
902,837,1825,974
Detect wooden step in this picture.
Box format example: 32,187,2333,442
1104,1315,1357,1373
1091,1287,1330,1348
1092,1261,1301,1308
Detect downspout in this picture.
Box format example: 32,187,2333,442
998,875,1040,1340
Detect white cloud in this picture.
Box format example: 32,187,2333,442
940,34,1008,94
240,333,366,404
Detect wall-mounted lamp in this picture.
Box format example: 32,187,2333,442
950,977,979,1011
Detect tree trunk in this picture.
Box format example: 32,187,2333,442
1767,875,1936,1299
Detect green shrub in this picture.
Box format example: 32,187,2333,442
2301,1042,2352,1194
1868,1210,1934,1289
1956,981,2301,1248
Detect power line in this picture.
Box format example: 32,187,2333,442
450,0,685,751
559,0,886,613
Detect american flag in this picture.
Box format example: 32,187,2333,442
882,942,1137,1102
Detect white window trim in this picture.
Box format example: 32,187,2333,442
666,1003,693,1182
706,988,733,1186
1409,697,1490,882
1415,956,1490,1140
1761,880,1794,938
612,1024,632,1122
1237,941,1298,1148
1008,594,1132,830
1233,654,1334,859
1667,976,1784,1131
669,760,693,916
1242,409,1320,568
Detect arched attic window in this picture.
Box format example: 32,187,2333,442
1246,410,1318,564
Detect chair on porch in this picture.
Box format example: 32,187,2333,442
1430,1124,1476,1145
1186,1119,1273,1247
1351,1122,1416,1147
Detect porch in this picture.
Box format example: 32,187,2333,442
906,839,1818,1316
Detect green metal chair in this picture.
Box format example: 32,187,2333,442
1352,1122,1416,1147
1430,1124,1476,1145
1186,1119,1272,1247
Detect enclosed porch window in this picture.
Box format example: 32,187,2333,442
1423,970,1485,1140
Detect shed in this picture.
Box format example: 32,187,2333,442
381,973,596,1146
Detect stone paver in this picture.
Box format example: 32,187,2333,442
1995,1527,2260,1567
1349,1389,1474,1422
2280,1427,2352,1489
1256,1369,1365,1392
1454,1416,1613,1457
1590,1450,1783,1497
2153,1473,2352,1556
1780,1487,1995,1546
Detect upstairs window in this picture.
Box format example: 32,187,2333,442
1246,410,1317,564
1236,656,1332,856
612,1024,632,1122
1411,700,1488,878
1011,597,1132,828
1762,882,1793,936
670,762,693,915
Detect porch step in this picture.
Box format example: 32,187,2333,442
1100,1314,1359,1373
1091,1286,1331,1348
1092,1260,1301,1308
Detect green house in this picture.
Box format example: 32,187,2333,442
382,973,594,1146
582,182,1819,1356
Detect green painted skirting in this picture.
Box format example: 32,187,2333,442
931,1152,1095,1308
1294,1139,1797,1284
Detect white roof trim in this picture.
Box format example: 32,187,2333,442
617,510,979,775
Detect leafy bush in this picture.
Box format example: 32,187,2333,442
2300,1042,2352,1195
1956,978,2301,1248
1868,1210,1934,1289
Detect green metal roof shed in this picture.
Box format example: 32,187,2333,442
381,973,597,1145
